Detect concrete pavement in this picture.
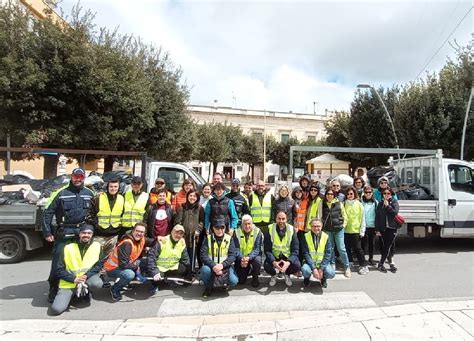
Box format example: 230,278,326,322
1,298,472,340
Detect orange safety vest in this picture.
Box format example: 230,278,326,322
149,191,172,206
103,238,145,272
294,197,309,232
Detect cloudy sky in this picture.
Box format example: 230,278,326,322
61,0,472,114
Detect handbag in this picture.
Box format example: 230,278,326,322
213,269,229,288
393,213,405,227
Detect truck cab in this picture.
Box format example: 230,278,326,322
146,161,206,193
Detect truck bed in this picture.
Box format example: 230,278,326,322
0,204,38,226
398,200,439,224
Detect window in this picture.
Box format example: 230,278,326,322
307,135,316,142
448,164,474,193
158,167,188,193
281,133,290,143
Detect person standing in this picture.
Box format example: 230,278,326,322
305,183,322,232
343,187,368,275
321,188,351,278
200,219,239,298
200,183,213,210
361,185,378,266
353,177,366,198
86,178,124,255
273,185,294,224
42,168,94,303
226,178,250,228
301,218,334,288
330,180,346,202
149,178,172,205
249,180,274,235
375,187,399,273
172,179,195,211
51,224,104,315
264,211,301,287
121,176,149,234
204,182,238,234
145,188,173,238
233,214,263,287
104,222,155,301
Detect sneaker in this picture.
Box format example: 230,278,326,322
284,274,292,287
149,285,159,297
269,275,277,287
110,287,122,301
321,277,327,288
47,286,58,304
378,264,387,273
331,263,336,271
121,284,133,292
251,276,259,288
358,266,369,275
303,277,310,287
389,263,398,273
202,289,211,298
344,268,352,278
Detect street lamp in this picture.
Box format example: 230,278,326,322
460,87,474,161
357,84,400,158
263,109,267,182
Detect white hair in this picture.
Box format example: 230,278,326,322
241,214,253,223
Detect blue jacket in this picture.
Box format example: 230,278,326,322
42,182,94,238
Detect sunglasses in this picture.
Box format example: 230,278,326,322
365,191,373,194
310,188,318,192
72,175,85,180
326,192,334,196
347,192,355,196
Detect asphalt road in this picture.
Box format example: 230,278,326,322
1,237,473,320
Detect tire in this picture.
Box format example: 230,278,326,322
0,232,27,264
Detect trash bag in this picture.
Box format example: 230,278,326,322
397,184,433,200
385,169,402,188
333,174,354,188
367,166,394,188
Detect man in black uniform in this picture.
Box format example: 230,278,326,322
42,168,94,303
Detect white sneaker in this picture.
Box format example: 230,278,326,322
358,266,369,275
284,274,292,287
344,268,352,278
269,275,277,287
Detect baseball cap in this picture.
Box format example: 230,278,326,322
378,176,389,184
131,176,143,184
231,178,240,185
172,224,185,233
155,177,165,184
212,218,226,228
71,168,85,177
79,224,94,233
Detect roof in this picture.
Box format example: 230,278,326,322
306,153,350,164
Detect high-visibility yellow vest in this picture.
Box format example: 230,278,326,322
304,231,329,268
121,191,149,228
250,193,272,223
344,201,364,234
156,235,186,272
305,197,322,232
59,242,101,289
97,193,124,229
269,223,294,258
236,226,261,256
207,234,231,264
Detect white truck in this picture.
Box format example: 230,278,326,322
391,150,474,238
0,161,206,263
289,146,474,238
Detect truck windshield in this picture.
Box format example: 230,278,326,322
190,168,206,186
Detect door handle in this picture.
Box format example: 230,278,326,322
448,199,456,206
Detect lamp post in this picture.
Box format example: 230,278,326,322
357,84,400,159
263,109,267,182
460,87,474,161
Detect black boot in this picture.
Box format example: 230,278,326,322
48,284,58,303
321,277,327,288
251,276,259,288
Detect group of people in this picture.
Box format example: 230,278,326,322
42,168,400,315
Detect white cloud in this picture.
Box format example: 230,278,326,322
61,0,473,113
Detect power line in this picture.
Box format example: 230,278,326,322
414,6,473,80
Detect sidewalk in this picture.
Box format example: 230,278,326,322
0,299,472,340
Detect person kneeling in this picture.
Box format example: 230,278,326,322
301,218,335,288
144,224,191,295
233,214,262,287
200,219,238,298
51,224,104,315
264,211,301,287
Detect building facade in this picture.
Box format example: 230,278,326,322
186,105,334,183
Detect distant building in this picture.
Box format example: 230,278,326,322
186,104,336,183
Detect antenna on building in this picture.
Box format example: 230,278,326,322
313,101,319,115
232,92,237,108
213,99,218,108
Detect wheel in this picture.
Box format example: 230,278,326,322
0,232,27,264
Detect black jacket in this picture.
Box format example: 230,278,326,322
42,182,94,238
226,191,250,225
174,203,204,247
263,224,299,264
144,203,174,238
115,234,155,271
375,199,399,231
145,239,191,277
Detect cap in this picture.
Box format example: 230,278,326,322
79,224,94,233
212,218,226,227
172,224,185,233
378,176,389,184
131,176,143,184
155,177,165,184
72,168,85,176
231,178,240,185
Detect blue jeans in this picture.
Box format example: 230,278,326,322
201,265,238,289
326,230,350,268
106,268,136,292
301,263,335,280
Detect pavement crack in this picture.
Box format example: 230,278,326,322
361,321,373,341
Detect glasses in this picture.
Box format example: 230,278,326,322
155,182,164,185
134,230,146,235
380,181,388,184
72,175,85,180
364,191,373,194
214,226,226,230
347,192,354,196
332,185,340,188
326,192,334,196
310,188,318,192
